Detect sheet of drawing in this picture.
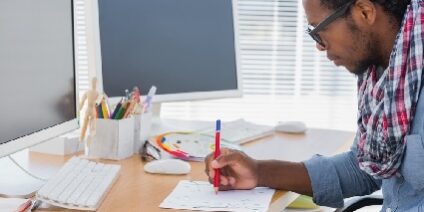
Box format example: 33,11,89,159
165,134,241,158
160,180,275,212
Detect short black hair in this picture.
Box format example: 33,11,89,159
320,0,411,24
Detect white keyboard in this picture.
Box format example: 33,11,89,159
36,157,121,211
200,119,274,144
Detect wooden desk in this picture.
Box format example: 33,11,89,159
19,128,354,211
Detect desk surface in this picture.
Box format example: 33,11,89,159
17,128,354,212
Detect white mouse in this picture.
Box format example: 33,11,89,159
275,121,307,134
144,159,191,175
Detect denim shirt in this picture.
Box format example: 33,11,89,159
304,86,424,211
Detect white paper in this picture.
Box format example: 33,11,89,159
0,197,28,211
160,180,275,212
162,133,239,158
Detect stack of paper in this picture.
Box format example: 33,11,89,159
160,180,275,212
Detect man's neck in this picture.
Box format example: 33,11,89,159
376,66,385,79
376,20,401,69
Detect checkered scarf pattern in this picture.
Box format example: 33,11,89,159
356,0,424,179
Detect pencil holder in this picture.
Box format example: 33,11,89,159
133,111,153,154
87,117,135,160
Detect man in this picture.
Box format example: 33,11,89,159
205,0,424,211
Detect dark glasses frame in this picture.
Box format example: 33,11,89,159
306,0,356,47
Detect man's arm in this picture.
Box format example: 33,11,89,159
206,137,381,208
252,147,383,207
206,149,313,194
303,137,382,207
257,160,312,195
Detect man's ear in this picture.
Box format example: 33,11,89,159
352,0,377,25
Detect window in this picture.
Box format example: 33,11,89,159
161,0,357,131
75,0,90,98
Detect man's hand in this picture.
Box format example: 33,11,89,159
204,148,259,191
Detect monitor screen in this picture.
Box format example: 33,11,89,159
0,0,76,147
97,0,239,100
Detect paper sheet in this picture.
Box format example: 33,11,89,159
160,133,240,160
0,197,28,211
160,180,275,212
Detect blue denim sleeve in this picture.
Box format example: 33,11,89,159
302,136,382,208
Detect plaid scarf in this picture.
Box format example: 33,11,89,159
356,0,424,179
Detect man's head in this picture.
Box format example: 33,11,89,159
303,0,410,75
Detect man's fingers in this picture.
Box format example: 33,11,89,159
211,150,242,169
205,151,219,178
220,175,229,186
209,169,231,185
219,162,231,174
205,153,213,164
218,184,234,191
208,176,213,185
228,176,236,186
207,148,238,170
205,148,245,191
207,173,231,187
208,169,215,178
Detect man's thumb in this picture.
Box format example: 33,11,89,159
211,154,236,168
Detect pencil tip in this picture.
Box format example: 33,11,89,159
214,187,219,194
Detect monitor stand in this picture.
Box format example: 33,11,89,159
146,103,164,135
0,150,50,198
147,102,213,134
150,103,170,126
151,103,162,118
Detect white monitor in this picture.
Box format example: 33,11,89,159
0,0,78,158
92,0,242,103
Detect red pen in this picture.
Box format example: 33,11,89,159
213,119,221,194
17,199,32,212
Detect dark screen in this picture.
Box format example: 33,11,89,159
0,0,76,144
98,0,238,97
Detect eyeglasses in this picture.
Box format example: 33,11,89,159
305,0,356,47
140,140,161,162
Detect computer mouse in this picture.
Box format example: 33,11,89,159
275,121,307,134
144,159,191,175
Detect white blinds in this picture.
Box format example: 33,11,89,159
75,0,358,131
161,0,358,131
74,0,89,98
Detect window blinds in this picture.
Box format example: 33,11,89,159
161,0,358,131
74,0,90,98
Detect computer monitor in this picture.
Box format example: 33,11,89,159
0,0,78,158
92,0,241,103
